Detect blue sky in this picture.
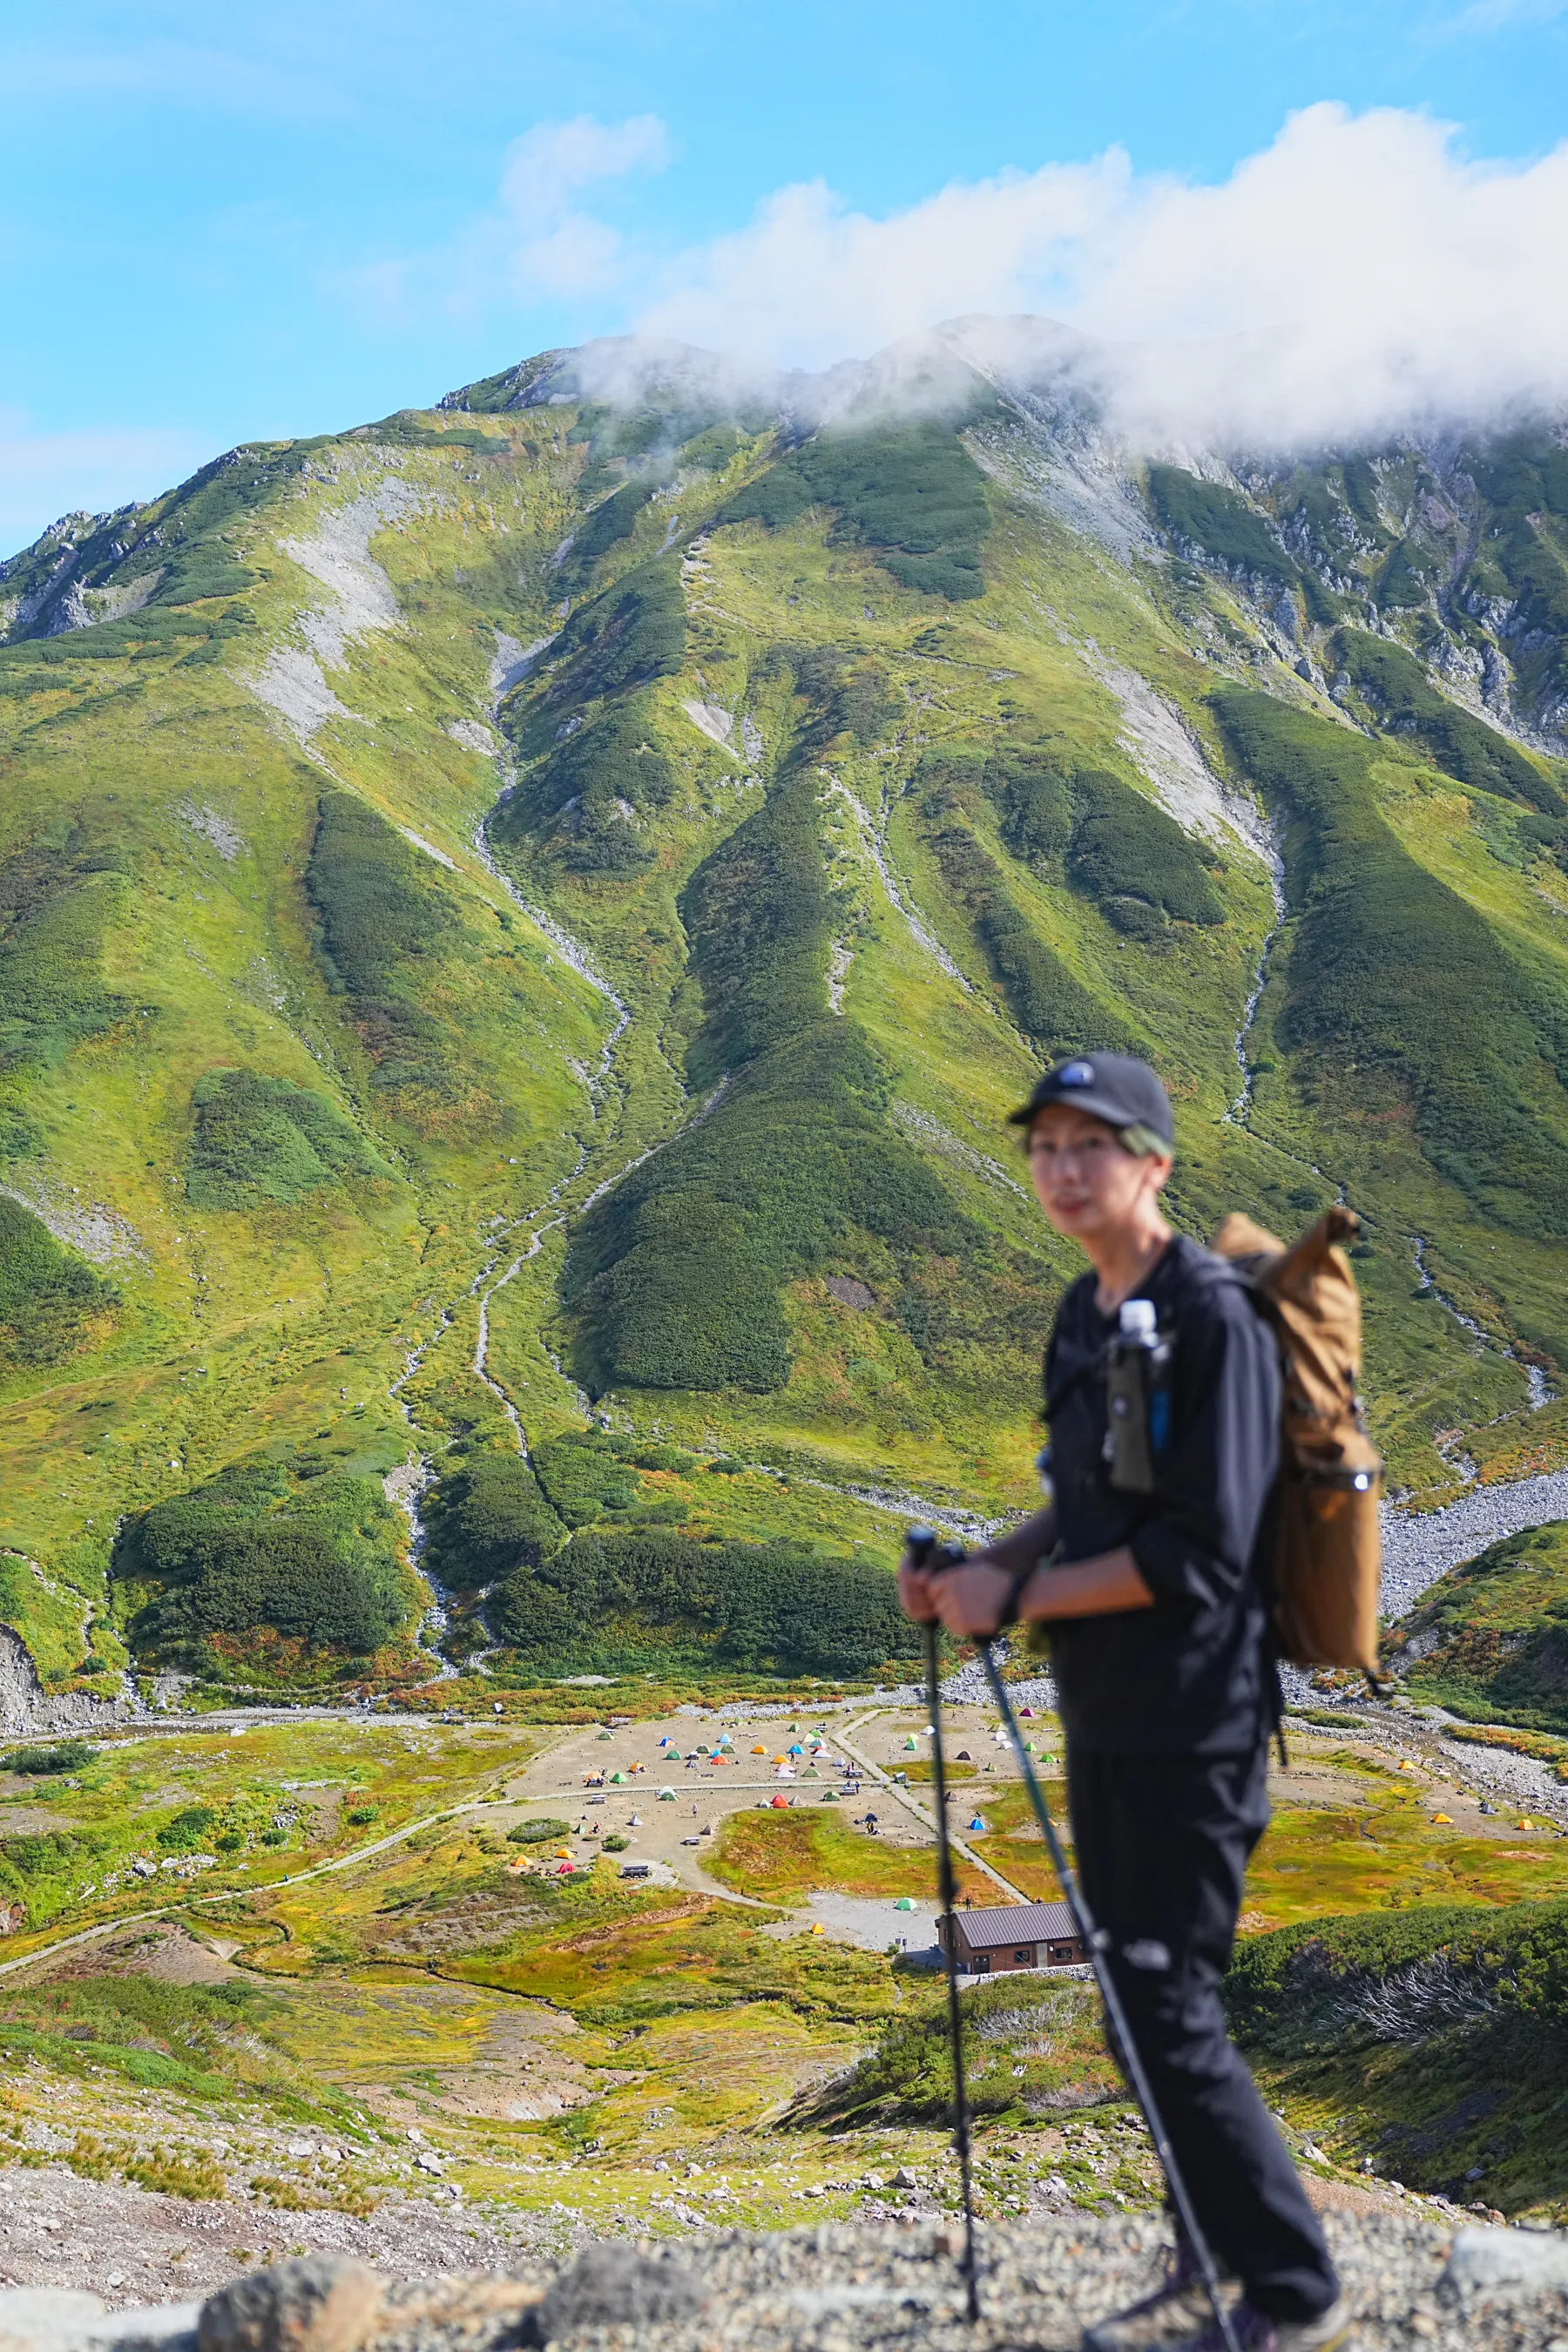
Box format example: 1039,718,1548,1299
3,0,1566,552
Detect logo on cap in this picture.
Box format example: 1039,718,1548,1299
1058,1060,1095,1087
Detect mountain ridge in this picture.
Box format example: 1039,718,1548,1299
1,317,1567,1702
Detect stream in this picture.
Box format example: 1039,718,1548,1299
375,756,634,1675
1225,828,1287,1128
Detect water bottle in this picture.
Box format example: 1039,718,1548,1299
1105,1297,1163,1493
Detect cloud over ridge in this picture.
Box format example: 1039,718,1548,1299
610,103,1568,449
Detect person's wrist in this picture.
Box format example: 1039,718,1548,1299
994,1562,1039,1631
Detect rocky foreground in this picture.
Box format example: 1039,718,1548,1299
8,2213,1568,2352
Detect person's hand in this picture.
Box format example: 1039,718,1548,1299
897,1550,943,1623
928,1555,1017,1641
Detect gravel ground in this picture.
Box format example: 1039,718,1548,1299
0,2167,567,2308
1434,1737,1567,1810
15,2188,1568,2351
117,2213,1568,2352
1379,1474,1568,1618
373,2214,1568,2352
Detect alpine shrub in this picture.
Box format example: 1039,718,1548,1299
187,1070,390,1209
917,804,1127,1051
1147,465,1297,585
1224,1897,1568,2055
0,1197,119,1369
570,1021,977,1393
0,1741,92,1776
546,559,686,704
490,1529,922,1678
0,816,130,1073
556,478,660,594
119,1455,407,1665
306,791,479,1119
421,1452,566,1587
1334,630,1563,814
1065,768,1226,926
678,771,832,1080
530,1434,643,1529
724,421,991,600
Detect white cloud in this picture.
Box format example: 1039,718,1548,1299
634,162,1123,374
496,115,673,299
353,113,673,325
619,104,1568,450
498,115,672,229
0,413,205,562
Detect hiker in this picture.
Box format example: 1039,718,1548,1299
898,1053,1346,2352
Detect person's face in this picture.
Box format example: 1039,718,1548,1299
1026,1103,1172,1242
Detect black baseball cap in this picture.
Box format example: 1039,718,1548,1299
1007,1051,1174,1148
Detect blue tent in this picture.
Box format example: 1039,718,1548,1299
968,1815,989,1833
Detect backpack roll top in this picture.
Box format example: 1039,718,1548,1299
1211,1206,1382,1676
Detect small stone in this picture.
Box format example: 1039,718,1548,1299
1441,2224,1568,2297
197,2258,382,2352
0,2290,105,2352
533,2246,706,2339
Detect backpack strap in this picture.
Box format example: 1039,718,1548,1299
1042,1350,1101,1423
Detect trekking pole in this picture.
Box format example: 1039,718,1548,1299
908,1529,1240,2352
920,1601,981,2322
977,1643,1242,2352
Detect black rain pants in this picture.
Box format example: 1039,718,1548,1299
1068,1744,1340,2323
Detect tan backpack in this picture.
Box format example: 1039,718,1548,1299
1211,1206,1382,1677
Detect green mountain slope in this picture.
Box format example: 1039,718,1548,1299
1388,1518,1568,1731
3,328,1568,1695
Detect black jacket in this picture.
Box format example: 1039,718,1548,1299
1040,1234,1280,1757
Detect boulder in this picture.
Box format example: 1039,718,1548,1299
531,2247,706,2341
196,2261,382,2352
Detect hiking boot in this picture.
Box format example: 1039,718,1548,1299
1081,2242,1213,2350
1183,2295,1352,2352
